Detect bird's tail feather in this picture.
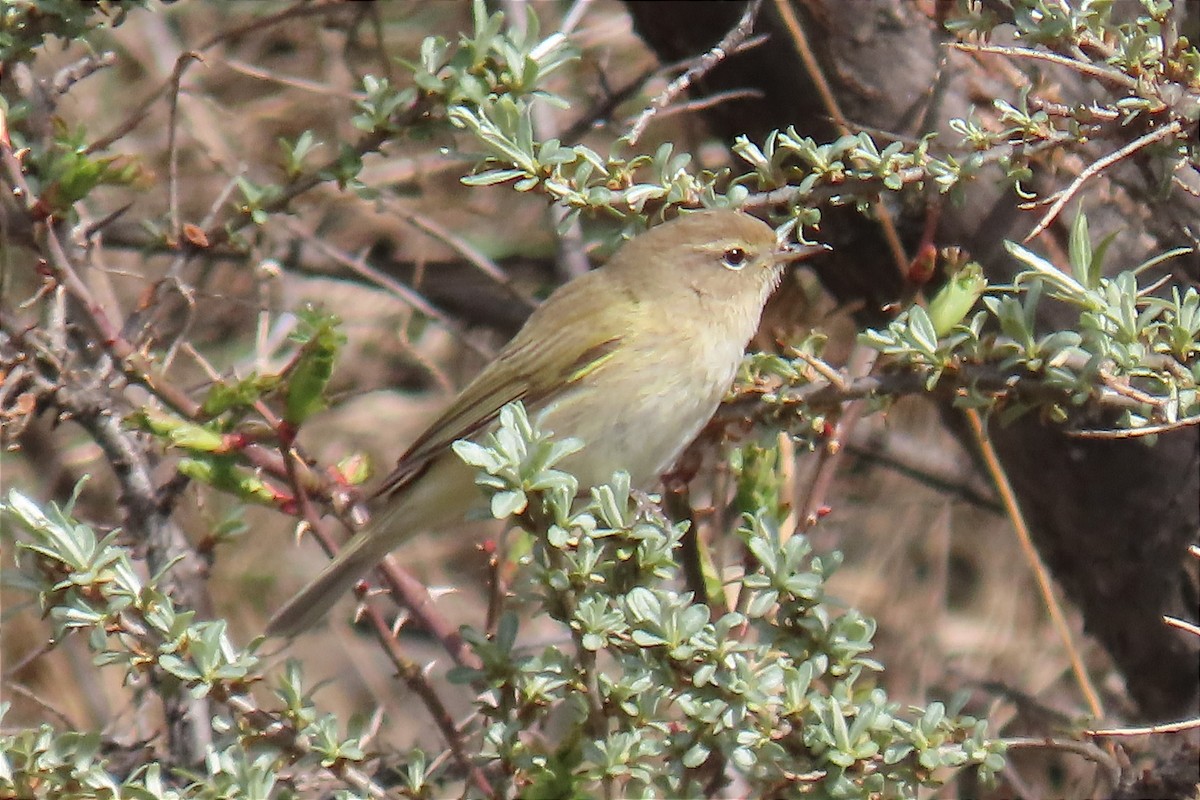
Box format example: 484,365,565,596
267,454,477,638
266,525,397,638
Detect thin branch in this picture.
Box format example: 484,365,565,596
1162,615,1200,638
948,42,1141,91
281,218,494,360
644,87,765,123
37,359,215,766
49,52,118,97
1088,717,1200,737
222,693,386,799
1024,121,1183,242
963,408,1106,720
3,682,77,729
626,0,763,147
90,1,355,151
283,454,492,797
164,52,199,238
90,51,200,155
1001,736,1121,792
216,56,366,99
376,557,483,673
392,207,536,312
796,345,877,529
1069,413,1200,439
771,0,910,275
722,356,1159,431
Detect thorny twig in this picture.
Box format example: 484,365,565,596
282,455,493,798
1024,121,1184,242
948,42,1141,92
626,0,763,147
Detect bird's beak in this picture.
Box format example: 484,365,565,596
775,242,831,263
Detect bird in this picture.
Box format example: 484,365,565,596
267,209,823,637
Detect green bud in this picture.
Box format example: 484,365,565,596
928,262,987,337
178,456,278,505
284,314,344,426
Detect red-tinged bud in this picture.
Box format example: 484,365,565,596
906,242,937,285
222,432,250,452
276,420,298,448
182,223,209,248
816,505,833,519
333,453,371,486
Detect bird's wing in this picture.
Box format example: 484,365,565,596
372,273,629,500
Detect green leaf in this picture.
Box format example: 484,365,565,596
283,310,344,426
907,305,939,354
491,489,528,519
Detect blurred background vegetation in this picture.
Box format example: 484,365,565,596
1,1,1197,798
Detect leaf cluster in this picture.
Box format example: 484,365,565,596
448,405,1005,799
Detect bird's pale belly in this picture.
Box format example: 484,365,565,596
536,351,738,490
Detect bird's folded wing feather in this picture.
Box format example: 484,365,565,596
372,274,628,500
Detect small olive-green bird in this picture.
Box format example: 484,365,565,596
267,209,822,637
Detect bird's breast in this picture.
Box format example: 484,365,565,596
535,324,744,490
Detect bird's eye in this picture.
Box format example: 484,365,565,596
721,247,748,270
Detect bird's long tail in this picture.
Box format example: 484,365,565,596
265,524,398,638
267,453,478,638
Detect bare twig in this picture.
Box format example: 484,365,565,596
216,55,365,99
3,682,77,729
1088,717,1200,736
1162,615,1200,638
627,0,763,147
165,52,201,238
376,557,483,673
1069,414,1200,439
281,218,494,360
963,408,1105,720
771,0,910,275
393,207,535,312
646,88,765,123
1001,736,1122,792
1024,121,1183,242
948,42,1141,91
49,52,118,97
